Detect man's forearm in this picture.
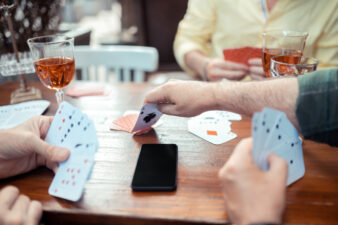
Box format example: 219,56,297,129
210,78,300,129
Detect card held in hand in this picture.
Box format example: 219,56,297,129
46,101,98,201
251,108,305,186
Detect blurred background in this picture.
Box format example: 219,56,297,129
0,0,189,73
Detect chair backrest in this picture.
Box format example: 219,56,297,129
74,45,159,82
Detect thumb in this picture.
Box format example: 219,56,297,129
29,136,70,162
268,153,288,182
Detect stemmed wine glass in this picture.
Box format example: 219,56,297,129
27,34,75,105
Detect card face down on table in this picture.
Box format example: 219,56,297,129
45,101,98,201
252,108,305,186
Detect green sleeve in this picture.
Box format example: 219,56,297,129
296,68,338,147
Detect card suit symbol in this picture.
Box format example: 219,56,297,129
66,180,69,185
84,159,88,164
67,168,70,172
71,169,74,173
62,119,65,123
290,160,293,164
64,134,67,138
143,113,156,123
58,110,62,114
58,126,62,131
54,188,58,193
77,169,80,173
67,129,70,133
75,144,82,148
69,115,72,119
72,175,75,179
61,139,64,143
78,121,81,125
291,143,294,147
71,123,74,128
62,180,65,184
72,181,76,186
83,127,87,131
140,111,144,115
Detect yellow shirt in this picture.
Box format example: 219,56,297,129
174,0,338,75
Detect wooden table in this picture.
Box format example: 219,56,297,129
0,80,337,225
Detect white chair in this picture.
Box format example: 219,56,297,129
74,45,159,82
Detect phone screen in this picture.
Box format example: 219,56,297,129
131,144,178,191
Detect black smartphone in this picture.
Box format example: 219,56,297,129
131,144,178,191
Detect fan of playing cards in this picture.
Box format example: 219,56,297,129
45,102,99,201
252,108,305,186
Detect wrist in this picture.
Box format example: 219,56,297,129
201,59,210,81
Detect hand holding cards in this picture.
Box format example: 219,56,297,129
45,102,98,201
110,103,162,134
252,108,305,186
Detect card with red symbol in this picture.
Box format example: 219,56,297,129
110,103,162,135
223,46,262,66
45,101,98,201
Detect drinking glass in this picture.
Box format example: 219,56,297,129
270,55,318,77
27,35,75,105
262,30,308,77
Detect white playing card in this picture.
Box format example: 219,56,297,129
0,100,50,129
188,115,236,145
46,101,99,201
251,108,305,186
257,108,286,171
268,138,305,185
131,103,162,132
48,143,95,201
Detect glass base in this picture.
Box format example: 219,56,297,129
10,87,42,104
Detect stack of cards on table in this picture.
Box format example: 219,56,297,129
223,46,262,66
188,111,241,145
45,101,98,201
110,103,162,134
252,108,305,186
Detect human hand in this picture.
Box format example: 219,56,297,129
248,58,265,80
0,186,42,225
145,79,217,117
0,116,70,179
205,58,248,81
218,138,287,225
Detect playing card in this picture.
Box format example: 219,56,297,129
65,83,111,98
251,108,305,186
48,143,95,201
255,108,285,171
0,100,50,129
268,137,305,185
46,101,98,201
131,103,162,132
188,112,237,145
223,46,262,66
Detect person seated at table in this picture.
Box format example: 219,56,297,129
145,68,338,146
145,68,338,224
175,0,338,81
0,116,70,225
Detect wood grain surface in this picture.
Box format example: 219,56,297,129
0,80,337,225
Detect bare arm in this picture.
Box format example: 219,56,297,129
213,77,299,128
145,77,299,129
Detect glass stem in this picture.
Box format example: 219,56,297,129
55,90,64,105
